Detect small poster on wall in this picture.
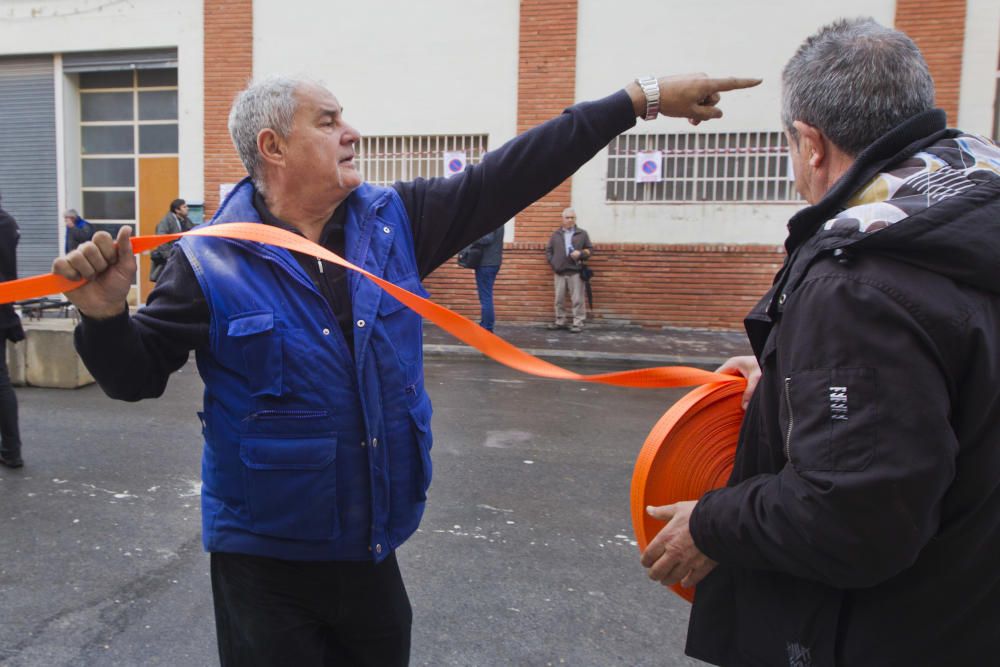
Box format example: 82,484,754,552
443,151,467,179
634,150,663,183
219,183,237,202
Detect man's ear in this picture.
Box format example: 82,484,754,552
257,128,285,169
792,121,825,169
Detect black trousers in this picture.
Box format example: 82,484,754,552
0,345,21,461
210,551,411,667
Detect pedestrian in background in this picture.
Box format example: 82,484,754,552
473,224,504,332
545,208,592,333
0,195,25,468
63,209,94,253
150,198,195,282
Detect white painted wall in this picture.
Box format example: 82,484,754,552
572,0,896,245
254,0,519,140
958,0,1000,137
0,0,205,204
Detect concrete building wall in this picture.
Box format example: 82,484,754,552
0,0,205,205
958,0,1000,136
570,0,896,247
3,0,998,330
253,0,520,142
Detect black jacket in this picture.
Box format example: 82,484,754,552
687,110,1000,666
0,207,23,340
474,225,504,267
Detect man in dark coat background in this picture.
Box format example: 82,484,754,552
0,196,24,468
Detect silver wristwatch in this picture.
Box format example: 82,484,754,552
636,76,660,121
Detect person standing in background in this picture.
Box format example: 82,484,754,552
0,196,25,468
545,208,592,333
473,224,504,332
63,209,94,253
150,199,195,282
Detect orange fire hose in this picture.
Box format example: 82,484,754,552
0,223,744,600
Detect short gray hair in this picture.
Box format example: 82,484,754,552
227,76,304,192
782,18,935,156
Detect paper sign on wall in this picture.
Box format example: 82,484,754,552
219,183,237,201
635,151,663,183
443,151,467,179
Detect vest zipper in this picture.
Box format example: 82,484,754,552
784,376,794,461
251,248,354,368
246,409,330,421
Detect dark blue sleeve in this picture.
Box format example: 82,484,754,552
74,246,210,401
394,90,637,279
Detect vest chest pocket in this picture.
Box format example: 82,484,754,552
240,431,339,541
377,275,429,368
227,311,283,397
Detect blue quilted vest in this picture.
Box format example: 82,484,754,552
179,178,433,562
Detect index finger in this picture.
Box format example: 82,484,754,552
702,77,762,93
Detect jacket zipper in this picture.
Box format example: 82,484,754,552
784,377,794,461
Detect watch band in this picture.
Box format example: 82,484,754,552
636,76,660,121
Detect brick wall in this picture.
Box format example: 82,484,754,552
516,0,579,243
423,244,783,330
895,0,967,125
204,0,253,218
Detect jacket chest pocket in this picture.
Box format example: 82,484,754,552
778,367,878,472
227,311,283,397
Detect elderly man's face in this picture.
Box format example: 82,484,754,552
283,83,362,202
561,210,576,229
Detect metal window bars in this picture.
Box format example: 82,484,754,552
355,134,488,185
606,131,800,203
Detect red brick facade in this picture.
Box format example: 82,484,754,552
425,244,783,330
198,0,786,331
423,0,782,331
895,0,967,125
514,0,579,244
203,0,253,218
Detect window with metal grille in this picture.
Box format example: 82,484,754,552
356,135,488,185
606,131,800,203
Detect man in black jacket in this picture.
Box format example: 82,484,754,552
0,197,24,468
640,18,1000,666
472,224,504,332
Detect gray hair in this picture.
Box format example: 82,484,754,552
782,18,935,156
227,76,305,192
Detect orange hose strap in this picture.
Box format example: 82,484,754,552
0,222,745,601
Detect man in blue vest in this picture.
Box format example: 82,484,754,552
53,73,758,666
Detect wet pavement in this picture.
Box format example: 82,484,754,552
423,322,751,368
0,324,751,665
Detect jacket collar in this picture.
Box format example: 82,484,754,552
784,109,949,254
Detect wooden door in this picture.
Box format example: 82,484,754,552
137,157,179,302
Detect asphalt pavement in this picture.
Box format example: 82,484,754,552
0,324,749,666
